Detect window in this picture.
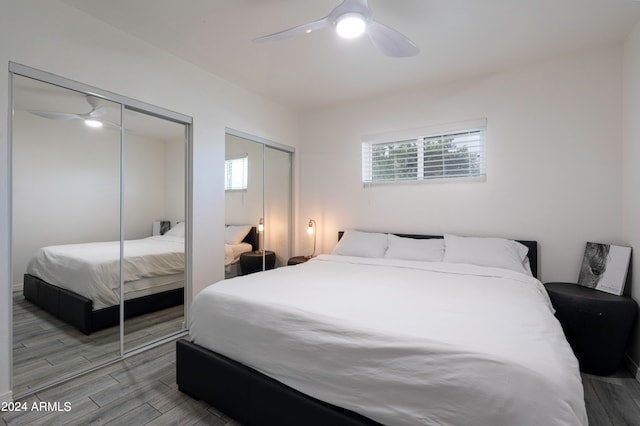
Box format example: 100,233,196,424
225,154,248,191
362,120,486,185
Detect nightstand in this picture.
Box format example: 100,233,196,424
287,256,310,266
239,251,276,275
544,282,637,375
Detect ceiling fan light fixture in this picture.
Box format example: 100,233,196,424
84,119,103,128
336,13,366,38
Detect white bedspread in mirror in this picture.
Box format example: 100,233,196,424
224,242,253,266
26,235,184,309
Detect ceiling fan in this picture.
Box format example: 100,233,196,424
28,95,108,128
253,0,419,58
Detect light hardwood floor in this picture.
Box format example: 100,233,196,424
3,336,640,425
2,339,237,426
12,289,184,396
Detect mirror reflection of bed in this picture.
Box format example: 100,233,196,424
11,74,188,395
225,226,258,278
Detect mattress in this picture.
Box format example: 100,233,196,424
26,235,184,310
124,273,184,300
224,242,253,266
190,254,587,426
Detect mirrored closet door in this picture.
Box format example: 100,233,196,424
224,130,293,278
10,63,192,397
264,145,292,268
122,108,188,352
11,75,123,395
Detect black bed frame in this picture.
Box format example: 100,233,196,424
243,226,259,251
176,233,539,425
177,340,381,426
24,273,184,335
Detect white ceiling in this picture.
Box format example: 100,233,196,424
13,74,186,141
60,0,640,112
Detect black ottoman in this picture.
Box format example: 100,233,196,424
239,250,276,275
544,282,637,375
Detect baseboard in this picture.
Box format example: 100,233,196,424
623,353,640,383
12,282,23,292
0,390,13,403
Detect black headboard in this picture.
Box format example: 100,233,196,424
243,227,259,251
337,231,538,279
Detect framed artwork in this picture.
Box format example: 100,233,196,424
578,242,632,295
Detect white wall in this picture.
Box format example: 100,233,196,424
11,110,121,283
622,20,640,374
123,130,183,240
164,136,186,226
11,109,185,287
264,146,293,266
0,0,299,400
299,47,624,285
225,134,264,228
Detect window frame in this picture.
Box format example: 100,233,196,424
362,119,487,186
224,153,249,191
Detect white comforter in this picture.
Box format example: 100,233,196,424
224,242,253,266
26,235,184,309
191,254,587,426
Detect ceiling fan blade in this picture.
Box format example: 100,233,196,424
86,95,102,109
86,105,106,119
29,111,82,121
366,20,419,57
253,17,331,43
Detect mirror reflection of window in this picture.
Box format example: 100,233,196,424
225,154,248,191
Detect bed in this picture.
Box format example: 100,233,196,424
177,231,587,426
23,223,186,335
224,225,258,279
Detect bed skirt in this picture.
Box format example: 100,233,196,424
176,339,381,426
23,273,184,335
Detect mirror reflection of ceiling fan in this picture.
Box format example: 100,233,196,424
253,0,419,58
28,95,117,129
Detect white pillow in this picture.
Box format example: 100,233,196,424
384,234,444,262
225,225,252,245
443,234,529,273
332,230,388,258
165,222,185,238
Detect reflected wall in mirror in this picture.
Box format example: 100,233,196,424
224,131,293,278
10,64,192,398
264,145,292,268
224,134,263,279
12,75,122,395
123,108,187,352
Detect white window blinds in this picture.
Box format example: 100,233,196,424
225,154,248,190
362,122,486,185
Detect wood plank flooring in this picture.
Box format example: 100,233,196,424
3,336,640,425
12,289,184,396
2,339,238,426
582,369,640,425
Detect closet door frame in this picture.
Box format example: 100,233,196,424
8,62,193,397
225,128,295,270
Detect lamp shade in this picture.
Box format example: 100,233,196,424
306,219,317,258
